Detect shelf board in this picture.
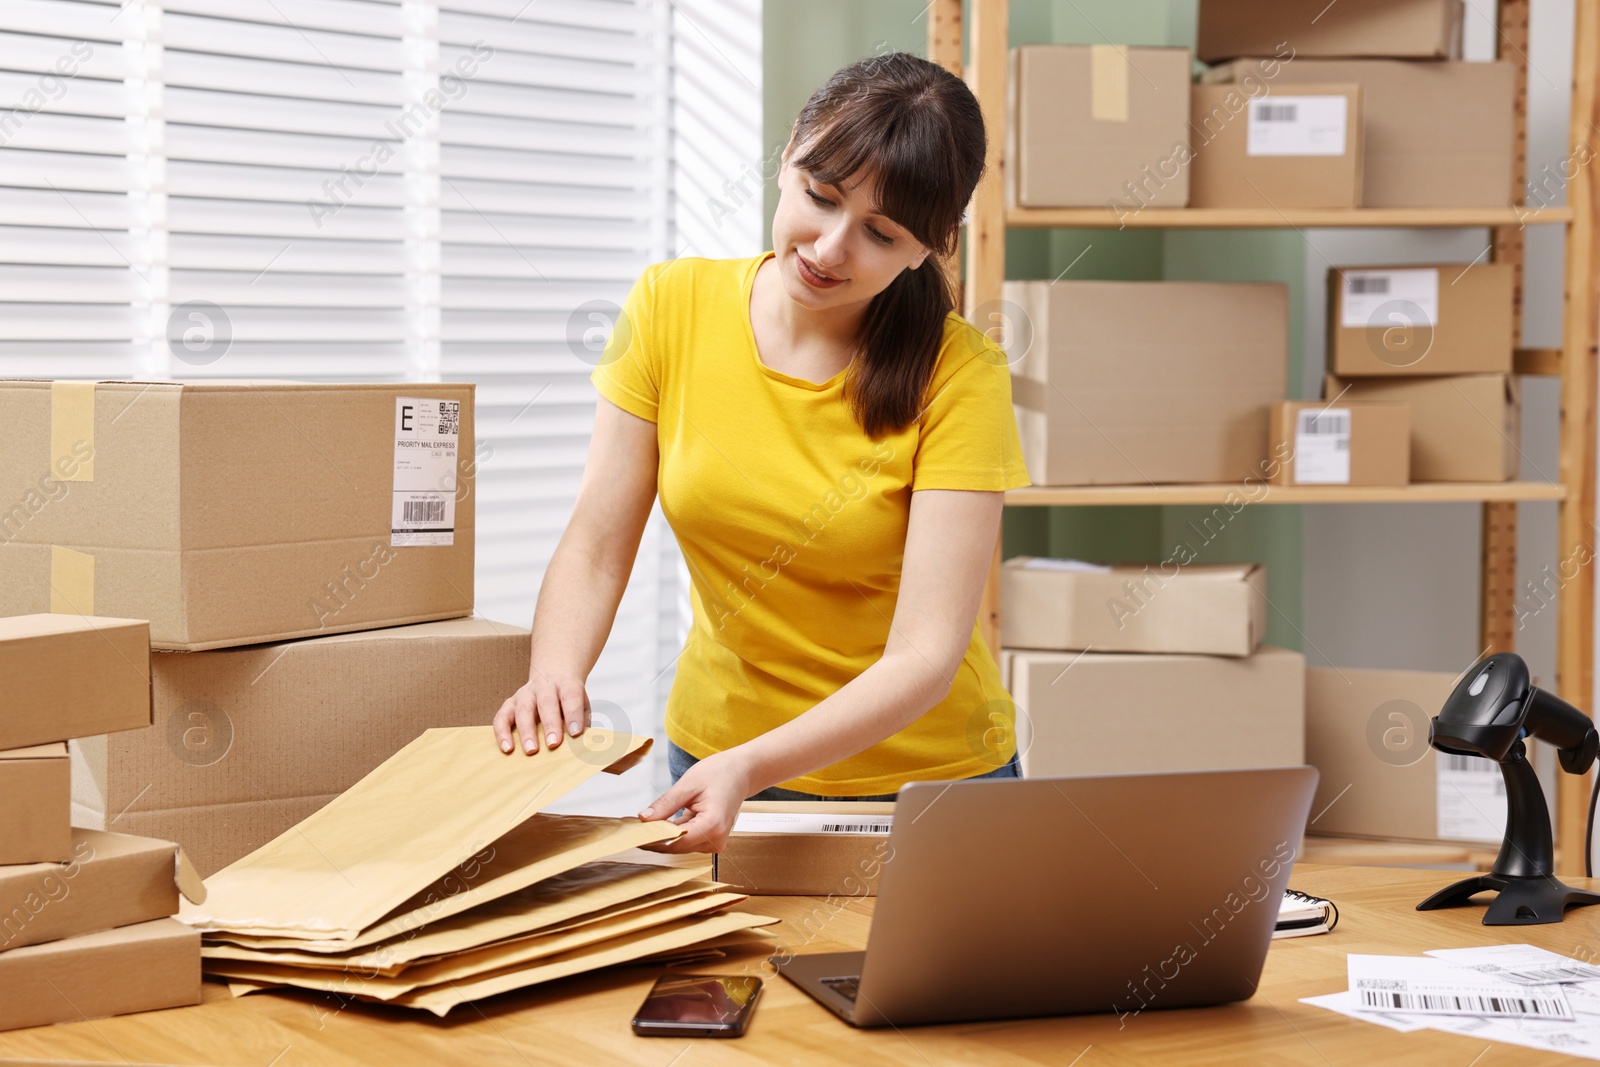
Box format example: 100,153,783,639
1006,482,1566,507
1006,206,1573,230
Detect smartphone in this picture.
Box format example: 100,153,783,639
631,973,763,1037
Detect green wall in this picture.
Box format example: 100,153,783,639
761,0,1307,648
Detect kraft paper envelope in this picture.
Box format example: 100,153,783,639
181,727,654,939
202,868,726,973
205,892,755,999
209,814,685,952
396,914,781,1016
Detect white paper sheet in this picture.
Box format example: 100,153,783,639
1347,954,1572,1020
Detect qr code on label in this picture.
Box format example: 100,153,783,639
438,400,460,435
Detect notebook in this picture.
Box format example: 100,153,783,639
1275,888,1338,938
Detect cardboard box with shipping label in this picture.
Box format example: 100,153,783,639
1328,263,1514,376
1008,646,1305,778
1207,59,1514,207
1000,558,1266,657
0,744,70,864
1189,83,1364,208
713,802,895,897
1306,665,1505,844
1324,374,1518,482
1009,45,1192,209
1005,280,1288,485
0,918,200,1032
0,829,205,953
1198,0,1463,62
71,616,531,877
1269,401,1409,487
0,614,150,750
0,381,475,650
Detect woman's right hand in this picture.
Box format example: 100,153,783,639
493,672,591,754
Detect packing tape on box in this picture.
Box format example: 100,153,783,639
1090,43,1130,122
50,546,94,616
50,380,94,482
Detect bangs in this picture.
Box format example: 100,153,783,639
793,99,965,256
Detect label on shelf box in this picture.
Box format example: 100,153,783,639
1293,407,1351,485
1436,751,1506,843
1246,95,1348,157
732,813,893,836
392,396,459,547
1341,268,1440,329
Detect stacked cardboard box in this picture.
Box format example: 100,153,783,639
999,560,1305,779
1322,262,1518,482
0,614,205,1031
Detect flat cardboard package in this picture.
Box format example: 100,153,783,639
0,614,150,750
712,802,895,897
72,616,532,877
1324,374,1519,482
0,917,200,1032
1306,666,1502,844
0,828,204,952
1000,558,1266,656
1328,263,1515,376
1269,401,1410,487
0,743,70,864
1206,60,1515,207
1005,646,1305,778
1190,83,1364,208
1005,280,1288,485
1009,45,1191,209
0,381,475,650
1198,0,1463,62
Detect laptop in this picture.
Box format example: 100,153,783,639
775,766,1318,1028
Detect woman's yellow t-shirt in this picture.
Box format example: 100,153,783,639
590,252,1031,796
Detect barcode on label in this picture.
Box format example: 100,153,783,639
1254,103,1299,122
1358,989,1567,1017
403,500,446,524
1348,276,1391,295
1440,753,1494,773
437,400,460,436
1296,411,1350,436
1497,965,1600,985
821,823,892,834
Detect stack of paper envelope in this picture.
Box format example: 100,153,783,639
178,726,779,1015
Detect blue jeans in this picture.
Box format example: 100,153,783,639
665,739,1021,802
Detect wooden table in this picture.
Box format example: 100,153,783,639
6,863,1600,1065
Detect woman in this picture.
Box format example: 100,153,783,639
491,51,1030,853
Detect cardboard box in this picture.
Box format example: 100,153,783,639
1000,558,1266,656
0,614,150,750
1198,0,1463,62
712,802,895,896
0,381,476,650
1306,666,1503,844
0,744,70,864
1207,60,1515,207
1190,83,1364,208
0,829,204,952
1005,280,1288,485
72,616,532,877
1007,646,1305,778
1325,374,1519,482
1328,263,1515,376
1010,45,1191,209
1269,401,1410,487
0,917,200,1032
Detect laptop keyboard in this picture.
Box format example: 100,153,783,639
822,976,861,1002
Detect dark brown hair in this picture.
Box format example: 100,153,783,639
791,52,986,437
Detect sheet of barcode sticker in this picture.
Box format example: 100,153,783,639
1293,407,1351,485
732,813,893,835
1246,94,1348,157
1428,945,1600,988
1348,955,1575,1021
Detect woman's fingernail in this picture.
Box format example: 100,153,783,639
524,740,534,753
546,731,557,745
568,721,580,736
640,807,654,818
500,740,511,753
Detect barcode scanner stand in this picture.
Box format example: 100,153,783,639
1417,652,1600,925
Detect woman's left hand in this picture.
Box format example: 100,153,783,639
638,750,754,854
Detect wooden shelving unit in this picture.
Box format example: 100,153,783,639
929,0,1600,875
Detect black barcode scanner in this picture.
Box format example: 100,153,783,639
1417,652,1600,925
